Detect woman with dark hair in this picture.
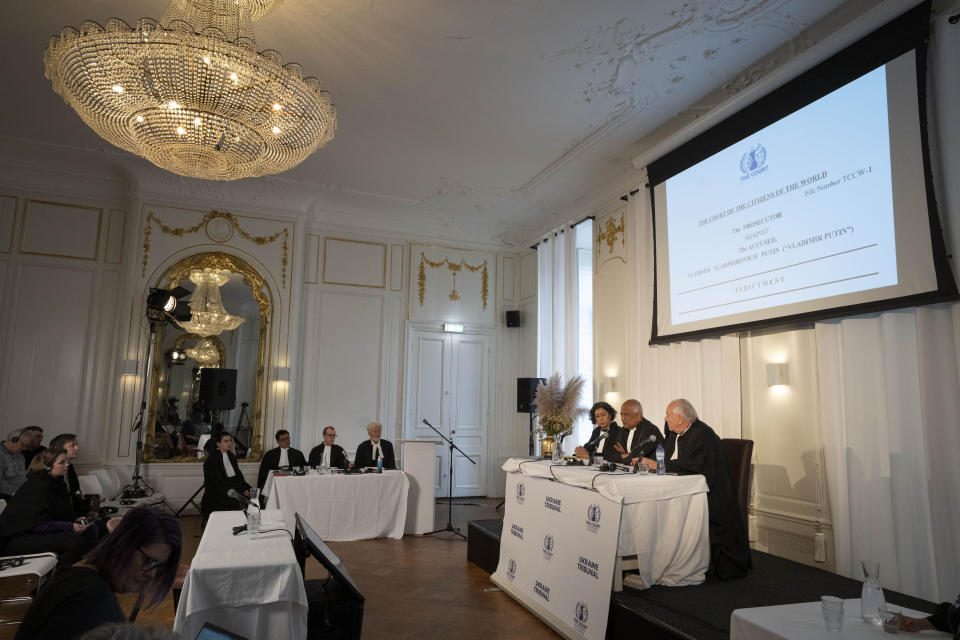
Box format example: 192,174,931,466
14,505,183,640
574,401,622,463
200,431,250,525
0,447,98,566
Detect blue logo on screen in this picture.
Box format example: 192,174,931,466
515,481,525,504
740,144,767,173
575,601,589,632
740,144,769,180
506,558,517,581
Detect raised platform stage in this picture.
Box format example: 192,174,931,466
467,518,936,639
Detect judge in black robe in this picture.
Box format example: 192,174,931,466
307,426,350,469
353,421,396,469
613,399,664,465
574,401,622,463
201,432,250,523
644,399,751,580
257,429,308,489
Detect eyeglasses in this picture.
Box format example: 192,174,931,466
324,432,336,438
137,547,167,572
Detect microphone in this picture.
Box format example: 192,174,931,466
227,488,251,506
585,430,610,448
636,434,658,457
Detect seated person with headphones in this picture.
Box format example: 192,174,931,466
0,446,98,567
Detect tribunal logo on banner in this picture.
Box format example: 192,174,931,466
493,471,622,640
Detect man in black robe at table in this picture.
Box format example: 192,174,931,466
307,426,350,470
353,421,396,469
642,398,751,580
612,399,663,466
257,429,307,489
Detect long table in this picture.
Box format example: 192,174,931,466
492,458,710,640
173,510,308,640
263,470,409,541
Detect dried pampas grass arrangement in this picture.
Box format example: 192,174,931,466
534,373,587,438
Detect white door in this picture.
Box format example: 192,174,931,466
404,327,489,497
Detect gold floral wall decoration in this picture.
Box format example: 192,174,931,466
418,253,489,309
596,214,625,255
141,210,289,288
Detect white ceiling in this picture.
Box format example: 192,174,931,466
0,0,879,246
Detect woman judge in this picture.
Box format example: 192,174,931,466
0,447,98,567
14,505,182,640
574,401,622,463
200,432,250,524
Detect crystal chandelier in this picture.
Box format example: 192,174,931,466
43,0,337,181
176,268,245,337
185,337,221,365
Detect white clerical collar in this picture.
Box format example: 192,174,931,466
222,451,235,477
322,445,331,467
279,447,289,467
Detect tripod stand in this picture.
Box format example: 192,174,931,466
124,310,164,501
234,402,251,458
422,419,476,539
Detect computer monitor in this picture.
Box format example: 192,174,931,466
294,513,364,640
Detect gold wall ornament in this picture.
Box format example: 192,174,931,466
597,214,625,255
418,253,488,309
141,209,288,287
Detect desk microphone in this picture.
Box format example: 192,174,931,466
636,434,658,457
227,489,251,506
585,431,610,448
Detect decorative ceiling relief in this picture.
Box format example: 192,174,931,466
142,209,289,288
410,244,496,327
596,209,627,270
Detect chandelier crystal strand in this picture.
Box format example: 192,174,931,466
176,268,245,337
185,337,221,365
43,0,336,181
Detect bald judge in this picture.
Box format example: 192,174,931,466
612,399,663,466
642,399,751,580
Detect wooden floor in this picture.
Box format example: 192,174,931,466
3,499,559,639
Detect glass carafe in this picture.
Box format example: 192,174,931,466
860,560,886,625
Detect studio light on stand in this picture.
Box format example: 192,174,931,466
126,286,190,501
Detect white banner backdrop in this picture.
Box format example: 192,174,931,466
492,473,622,640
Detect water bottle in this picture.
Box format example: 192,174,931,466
656,444,666,475
246,488,261,539
376,458,383,473
860,560,886,624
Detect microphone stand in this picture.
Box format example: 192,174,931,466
422,419,476,539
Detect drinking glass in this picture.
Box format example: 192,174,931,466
821,595,844,631
879,606,901,634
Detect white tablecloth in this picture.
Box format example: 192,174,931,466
173,510,308,640
731,599,933,640
503,458,710,587
264,471,409,541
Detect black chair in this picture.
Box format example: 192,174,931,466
721,438,754,533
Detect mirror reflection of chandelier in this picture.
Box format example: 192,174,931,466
43,0,337,181
175,268,245,337
185,337,220,366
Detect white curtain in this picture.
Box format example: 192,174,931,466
537,223,593,445
630,186,742,436
815,7,960,603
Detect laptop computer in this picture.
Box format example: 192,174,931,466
195,622,249,640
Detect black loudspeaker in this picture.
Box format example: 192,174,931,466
517,377,546,413
505,310,520,327
198,368,237,410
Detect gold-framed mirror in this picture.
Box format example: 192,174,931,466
143,252,271,462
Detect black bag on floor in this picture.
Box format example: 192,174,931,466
306,578,363,640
